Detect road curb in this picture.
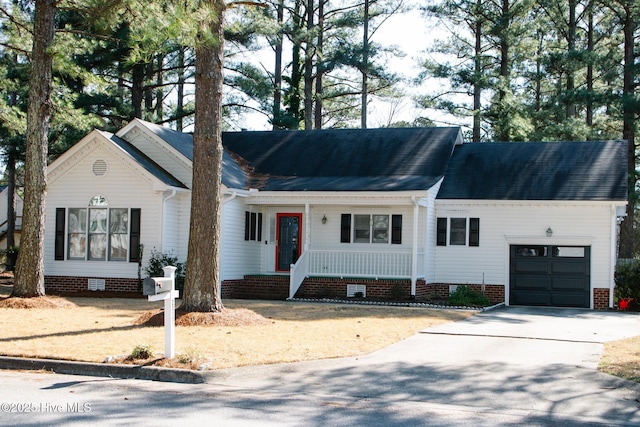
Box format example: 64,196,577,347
0,356,206,384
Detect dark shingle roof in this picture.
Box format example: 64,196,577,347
138,120,248,189
104,132,188,189
437,140,627,200
221,127,461,191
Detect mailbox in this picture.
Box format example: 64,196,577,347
143,277,174,296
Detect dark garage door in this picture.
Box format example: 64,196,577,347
510,245,590,308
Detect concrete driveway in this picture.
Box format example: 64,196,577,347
206,306,640,426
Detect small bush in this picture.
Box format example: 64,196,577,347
615,260,640,300
145,248,186,294
128,344,154,360
448,285,490,307
389,283,407,301
176,346,203,365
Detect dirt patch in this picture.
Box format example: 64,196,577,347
135,308,270,327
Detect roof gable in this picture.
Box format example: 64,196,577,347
437,140,627,201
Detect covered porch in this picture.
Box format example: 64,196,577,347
243,191,440,299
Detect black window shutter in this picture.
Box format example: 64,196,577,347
340,214,351,243
250,212,257,240
257,213,263,241
244,212,250,240
391,215,402,244
129,208,141,262
469,218,480,247
54,208,65,260
437,217,447,246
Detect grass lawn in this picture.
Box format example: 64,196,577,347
0,283,473,370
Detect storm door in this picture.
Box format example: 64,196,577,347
276,213,302,271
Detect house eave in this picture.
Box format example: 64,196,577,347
243,190,432,206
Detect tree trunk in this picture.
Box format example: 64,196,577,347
12,0,55,298
313,0,324,129
181,0,225,312
618,2,637,258
303,0,314,130
177,48,185,131
472,0,482,142
361,0,369,129
131,62,145,119
273,0,284,130
6,148,16,251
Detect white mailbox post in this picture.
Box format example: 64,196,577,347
144,266,178,359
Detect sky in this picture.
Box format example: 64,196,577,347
231,3,456,131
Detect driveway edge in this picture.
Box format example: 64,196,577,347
0,356,205,384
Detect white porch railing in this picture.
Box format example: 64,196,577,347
289,249,424,298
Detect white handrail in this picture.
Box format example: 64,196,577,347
289,251,310,299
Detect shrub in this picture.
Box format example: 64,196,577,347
145,248,186,294
389,283,407,301
615,260,640,300
448,285,490,307
128,344,154,360
2,246,18,271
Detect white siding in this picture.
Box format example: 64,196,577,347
434,202,617,291
220,198,263,280
45,142,167,279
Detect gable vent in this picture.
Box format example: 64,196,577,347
92,159,108,177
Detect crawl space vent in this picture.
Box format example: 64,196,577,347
88,278,105,291
347,284,366,298
92,159,108,177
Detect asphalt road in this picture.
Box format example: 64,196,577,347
1,306,639,426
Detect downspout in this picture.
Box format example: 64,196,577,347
411,196,419,297
161,189,177,250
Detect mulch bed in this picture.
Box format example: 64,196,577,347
135,308,270,327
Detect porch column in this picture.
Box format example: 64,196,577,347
305,203,310,250
411,197,419,296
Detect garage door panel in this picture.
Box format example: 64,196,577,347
512,275,550,290
551,262,588,275
551,276,589,291
511,291,551,306
512,260,549,274
551,292,589,308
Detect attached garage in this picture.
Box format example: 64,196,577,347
510,245,590,308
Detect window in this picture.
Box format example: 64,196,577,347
340,214,402,245
244,211,263,241
437,217,480,247
55,196,140,262
450,218,466,245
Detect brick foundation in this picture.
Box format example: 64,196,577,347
416,282,505,305
229,275,506,304
222,275,289,300
45,275,141,294
593,288,610,310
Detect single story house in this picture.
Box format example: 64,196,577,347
43,119,627,309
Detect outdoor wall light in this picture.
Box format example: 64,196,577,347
546,227,553,237
322,215,327,224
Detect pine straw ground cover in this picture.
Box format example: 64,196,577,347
0,281,473,370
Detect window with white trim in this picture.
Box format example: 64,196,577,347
341,214,402,244
437,217,480,247
56,195,140,262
